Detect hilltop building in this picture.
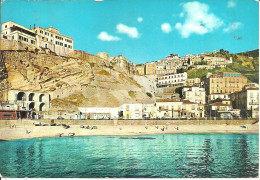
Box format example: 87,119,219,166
1,21,74,56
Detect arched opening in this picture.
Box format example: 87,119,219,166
29,102,35,110
17,92,26,101
39,94,45,102
39,103,45,111
28,93,35,101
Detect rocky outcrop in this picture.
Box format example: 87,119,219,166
0,50,155,112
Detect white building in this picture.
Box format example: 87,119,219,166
143,104,156,119
1,21,74,56
208,93,230,102
78,107,119,119
7,90,50,112
183,87,206,104
156,99,183,118
121,104,143,119
157,72,187,88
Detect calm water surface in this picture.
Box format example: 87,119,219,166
0,134,258,178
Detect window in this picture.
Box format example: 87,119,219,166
51,34,53,37
31,40,35,44
40,30,43,34
5,25,7,28
35,30,37,33
12,36,14,40
19,36,22,40
3,35,7,39
45,32,47,35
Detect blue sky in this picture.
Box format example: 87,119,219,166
1,0,259,64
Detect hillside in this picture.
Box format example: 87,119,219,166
235,49,259,58
0,51,155,112
188,51,259,83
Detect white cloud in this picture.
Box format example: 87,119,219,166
227,0,236,8
97,32,121,41
175,1,223,38
137,17,143,23
161,23,172,33
223,22,242,32
116,24,139,38
179,12,184,17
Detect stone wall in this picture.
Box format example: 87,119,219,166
0,119,257,127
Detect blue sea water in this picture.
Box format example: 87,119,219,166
0,134,258,178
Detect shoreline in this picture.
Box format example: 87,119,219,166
0,119,258,141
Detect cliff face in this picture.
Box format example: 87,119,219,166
0,50,154,112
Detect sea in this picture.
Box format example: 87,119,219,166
0,134,258,178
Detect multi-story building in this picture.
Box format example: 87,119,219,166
142,104,156,119
204,72,247,95
122,104,143,119
145,62,156,75
136,65,145,75
209,102,233,119
203,56,226,66
1,21,74,56
182,100,205,118
230,87,259,118
185,78,201,87
183,87,206,104
157,72,187,88
156,99,182,118
208,93,230,102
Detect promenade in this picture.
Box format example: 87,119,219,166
0,119,258,141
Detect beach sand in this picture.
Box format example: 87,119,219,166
0,119,258,141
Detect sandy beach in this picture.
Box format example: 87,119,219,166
0,119,258,141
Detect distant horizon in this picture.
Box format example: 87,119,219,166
1,0,259,63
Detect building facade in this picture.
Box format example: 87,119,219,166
1,21,74,56
230,87,259,118
122,104,143,119
157,72,187,88
183,87,206,104
204,72,247,95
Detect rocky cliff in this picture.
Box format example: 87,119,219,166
0,50,155,112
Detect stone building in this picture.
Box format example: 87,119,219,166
204,72,247,95
136,65,145,75
185,78,201,87
230,87,259,118
145,62,156,75
1,21,74,56
5,90,50,112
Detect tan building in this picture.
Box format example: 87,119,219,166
145,62,156,75
230,87,259,118
185,78,201,87
182,100,205,118
205,72,247,95
1,21,74,56
156,99,182,118
136,65,145,75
